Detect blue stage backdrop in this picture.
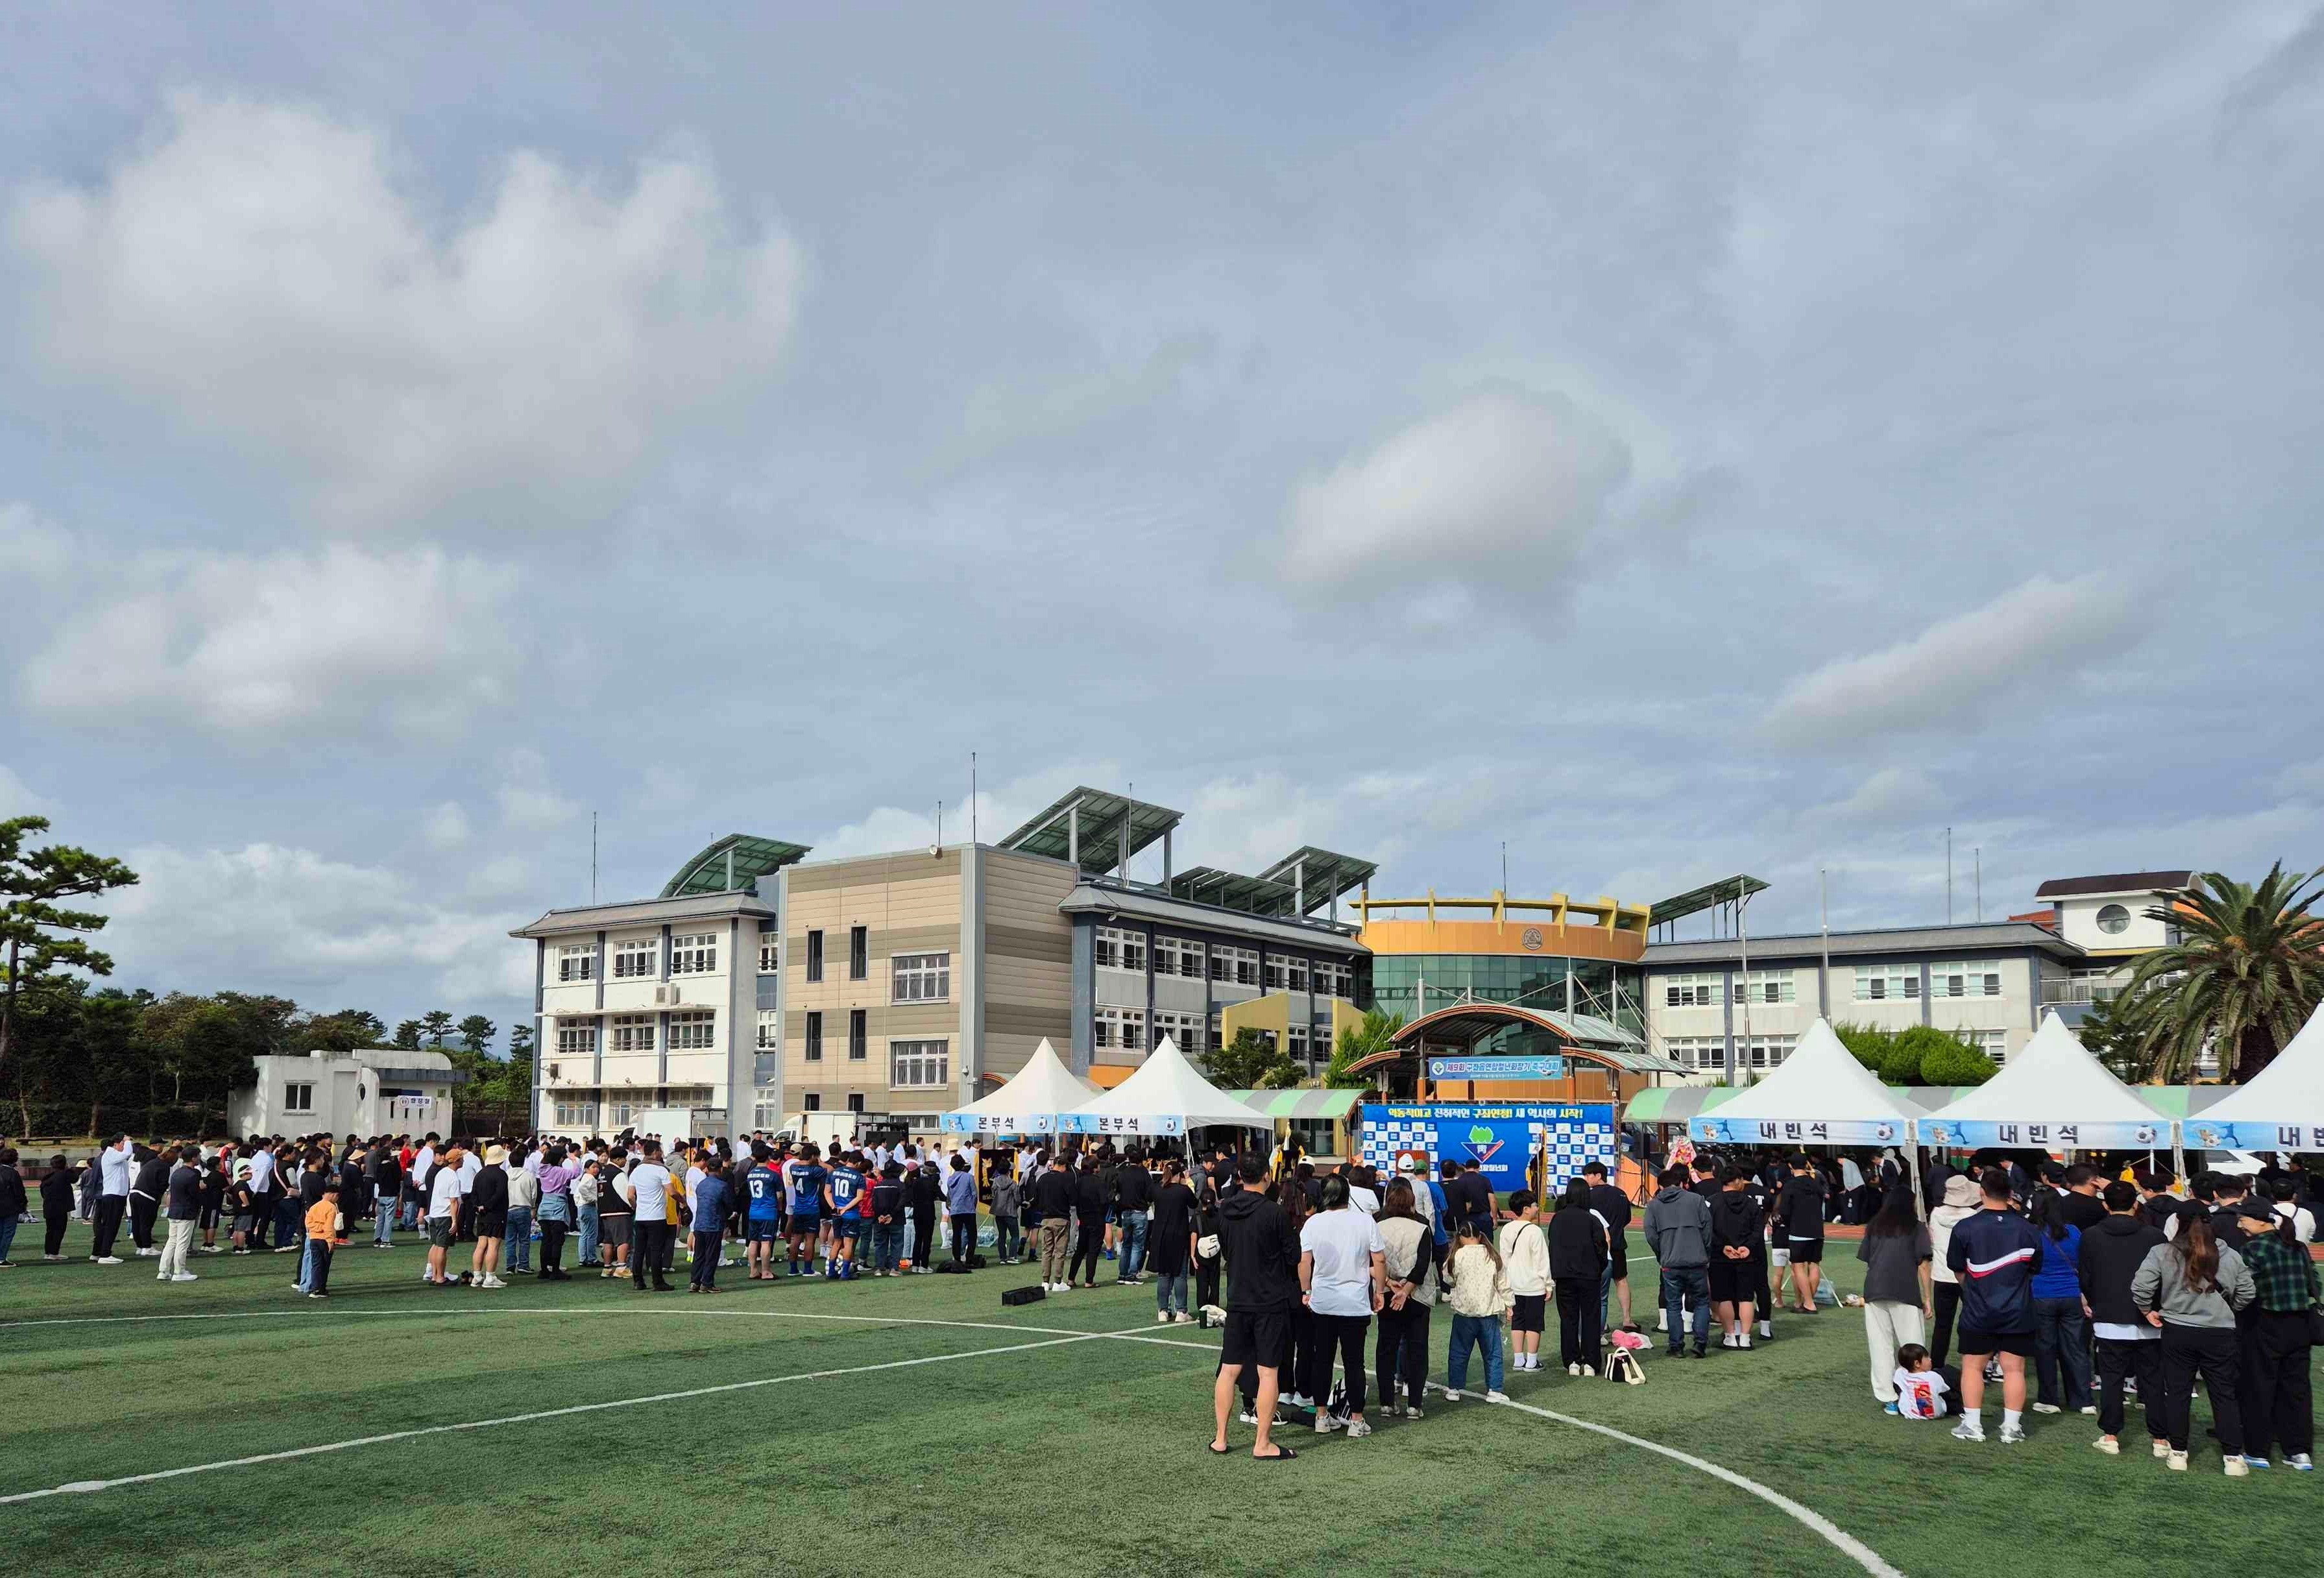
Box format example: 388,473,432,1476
1360,1103,1616,1195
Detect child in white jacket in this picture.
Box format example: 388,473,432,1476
1497,1191,1554,1372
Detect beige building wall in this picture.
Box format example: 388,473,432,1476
971,847,1075,1089
784,849,965,1115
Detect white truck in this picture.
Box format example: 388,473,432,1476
772,1111,901,1152
624,1106,730,1146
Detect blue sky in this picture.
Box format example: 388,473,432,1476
4,2,2321,1035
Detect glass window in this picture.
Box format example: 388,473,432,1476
803,1093,821,1111
1663,972,1724,1008
892,953,951,1002
610,1014,655,1052
556,1017,599,1056
755,1011,779,1050
284,1082,314,1113
805,1011,823,1062
669,932,718,975
611,937,659,979
1210,945,1259,987
849,1008,867,1060
757,937,779,974
891,1039,950,1089
1929,960,2002,999
1096,926,1146,972
849,925,868,980
557,942,596,983
1096,1006,1146,1051
847,1093,866,1113
806,930,824,982
2096,903,2131,935
667,1011,716,1050
1737,971,1795,1005
1852,963,1921,1001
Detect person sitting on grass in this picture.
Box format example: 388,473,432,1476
1893,1343,1959,1419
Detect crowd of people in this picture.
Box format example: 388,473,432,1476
8,1130,2316,1479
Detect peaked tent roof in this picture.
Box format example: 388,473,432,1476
2187,1001,2324,1147
1686,1019,1924,1144
1060,1037,1273,1134
939,1039,1099,1134
1919,1012,2170,1147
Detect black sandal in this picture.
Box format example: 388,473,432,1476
1252,1446,1298,1461
1207,1442,1230,1455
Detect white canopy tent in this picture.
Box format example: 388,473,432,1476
1058,1036,1274,1137
1917,1012,2172,1152
2186,1001,2324,1153
1686,1018,1923,1150
939,1038,1100,1135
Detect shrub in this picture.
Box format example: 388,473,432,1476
1833,1022,1894,1073
1919,1038,2000,1087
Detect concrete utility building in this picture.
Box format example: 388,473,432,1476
512,790,1377,1137
233,1047,468,1137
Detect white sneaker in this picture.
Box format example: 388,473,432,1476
136,1248,160,1257
1951,1418,1986,1442
2168,1450,2188,1472
2092,1436,2120,1455
2031,1402,2061,1414
1567,1363,1583,1377
1484,1390,1511,1403
1738,1335,1754,1350
1405,1405,1423,1420
1998,1421,2026,1444
1314,1413,1340,1433
2223,1457,2250,1477
1345,1418,1373,1438
1756,1319,1772,1338
93,1256,122,1265
1441,1389,1462,1403
1722,1332,1739,1348
2153,1438,2173,1459
2290,1453,2314,1471
171,1272,198,1283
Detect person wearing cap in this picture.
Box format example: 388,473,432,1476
424,1144,467,1287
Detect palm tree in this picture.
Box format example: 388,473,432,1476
2114,864,2324,1082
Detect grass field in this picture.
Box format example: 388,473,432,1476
2,1217,2315,1577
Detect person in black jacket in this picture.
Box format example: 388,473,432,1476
1708,1167,1768,1351
129,1145,169,1257
1032,1158,1076,1290
40,1154,76,1260
1211,1153,1300,1461
1548,1178,1611,1373
1774,1156,1828,1312
1584,1161,1636,1330
0,1149,27,1267
1069,1156,1108,1289
1113,1151,1157,1285
906,1161,941,1273
371,1148,404,1248
2077,1179,2168,1456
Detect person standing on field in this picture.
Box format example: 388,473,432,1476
424,1143,466,1287
156,1146,203,1283
628,1142,677,1293
1213,1153,1302,1460
1035,1152,1076,1291
1946,1169,2044,1445
1775,1155,1829,1312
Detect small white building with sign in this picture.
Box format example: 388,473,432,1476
232,1048,468,1138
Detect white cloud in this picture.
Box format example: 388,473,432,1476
19,543,516,735
1811,766,1949,827
0,502,77,581
0,764,54,818
101,841,533,1005
495,749,581,831
420,802,472,849
11,92,802,529
1764,574,2139,746
1279,389,1631,598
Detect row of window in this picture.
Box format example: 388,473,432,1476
558,933,723,982
797,932,953,1004
1664,1035,1799,1070
1093,927,1354,997
555,1011,718,1057
1662,962,2009,1008
802,926,872,983
549,1087,716,1128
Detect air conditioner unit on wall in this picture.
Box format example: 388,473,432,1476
654,984,682,1006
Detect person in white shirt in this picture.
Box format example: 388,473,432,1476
88,1135,136,1263
1497,1192,1553,1372
627,1143,677,1293
424,1145,468,1286
1298,1173,1388,1439
2266,1176,2316,1243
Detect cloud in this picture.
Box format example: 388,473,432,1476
420,802,472,850
494,749,581,831
1763,574,2139,746
19,543,517,735
0,764,54,818
0,502,77,582
1811,766,1950,827
11,91,802,529
1279,388,1631,600
101,841,533,1005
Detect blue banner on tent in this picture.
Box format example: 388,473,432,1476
2183,1120,2324,1152
939,1112,1059,1135
1916,1118,2165,1150
1427,1055,1567,1081
1360,1103,1614,1195
1690,1115,1910,1147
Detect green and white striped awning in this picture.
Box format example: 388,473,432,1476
1224,1089,1366,1121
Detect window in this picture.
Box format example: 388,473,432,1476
557,942,596,982
667,1011,716,1050
756,1010,780,1050
757,936,780,974
1663,1037,1725,1070
1287,958,1310,993
892,952,951,1003
1153,935,1202,978
1664,972,1724,1008
611,937,659,978
1852,963,1921,1001
553,1097,598,1128
1095,926,1146,972
849,1008,867,1060
1965,1029,2009,1067
847,1093,866,1113
849,925,868,980
610,1014,655,1052
805,1011,823,1062
2096,903,2131,935
806,929,824,982
1929,961,2002,999
1211,945,1259,987
1287,1025,1311,1061
1263,956,1287,990
1153,1010,1204,1054
1736,971,1795,1005
1741,1034,1796,1069
803,1093,821,1111
1095,1006,1147,1051
1314,960,1353,1001
891,1039,950,1089
556,1017,599,1056
284,1082,314,1113
669,932,718,975
753,1094,783,1130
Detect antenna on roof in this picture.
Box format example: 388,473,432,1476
591,811,598,904
971,751,977,844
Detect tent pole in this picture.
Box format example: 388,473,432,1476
1906,1121,1926,1222
2170,1122,2186,1193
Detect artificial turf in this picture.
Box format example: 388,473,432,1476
1,1219,2315,1577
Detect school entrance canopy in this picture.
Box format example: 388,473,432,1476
2185,1001,2324,1152
1058,1036,1273,1136
1684,1019,1924,1148
939,1039,1099,1135
1917,1013,2170,1150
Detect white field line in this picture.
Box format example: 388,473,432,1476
1,1304,1904,1573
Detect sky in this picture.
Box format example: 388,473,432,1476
5,2,2322,1039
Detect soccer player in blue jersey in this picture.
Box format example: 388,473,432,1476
786,1145,827,1278
744,1143,784,1280
825,1150,867,1279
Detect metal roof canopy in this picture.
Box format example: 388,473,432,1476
1168,865,1300,917
999,786,1183,877
1649,873,1769,926
660,834,814,898
1255,845,1379,916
